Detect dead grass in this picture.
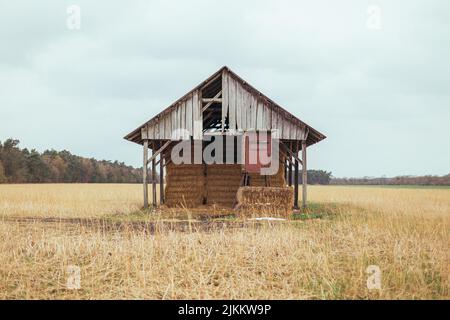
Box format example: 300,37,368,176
0,184,448,299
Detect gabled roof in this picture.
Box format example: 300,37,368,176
124,66,326,146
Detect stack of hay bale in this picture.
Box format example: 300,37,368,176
206,164,242,207
235,186,294,217
165,163,205,207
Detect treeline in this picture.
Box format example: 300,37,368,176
288,170,333,185
290,169,450,186
331,175,450,186
0,139,147,184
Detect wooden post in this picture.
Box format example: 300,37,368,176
288,142,292,186
302,140,307,208
284,156,288,185
143,139,149,209
294,142,299,209
152,142,157,207
159,147,164,205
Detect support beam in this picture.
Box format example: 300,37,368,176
279,148,290,164
280,141,302,165
202,98,222,103
294,142,299,209
151,143,157,207
159,149,164,205
202,90,222,112
284,156,288,185
143,139,149,209
147,140,171,165
302,140,307,208
288,142,292,187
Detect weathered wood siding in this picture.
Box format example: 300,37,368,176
221,69,308,140
141,70,308,141
141,89,202,140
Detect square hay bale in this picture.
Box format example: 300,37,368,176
235,186,294,218
205,164,242,207
165,163,205,208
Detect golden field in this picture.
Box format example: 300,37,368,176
0,184,448,299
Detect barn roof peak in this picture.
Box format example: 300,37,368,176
124,66,326,146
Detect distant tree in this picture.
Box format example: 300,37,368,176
0,139,29,182
305,170,332,185
26,149,50,182
0,160,6,183
287,169,332,185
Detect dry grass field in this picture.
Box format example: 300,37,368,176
0,184,448,299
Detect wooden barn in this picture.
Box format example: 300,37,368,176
124,66,326,214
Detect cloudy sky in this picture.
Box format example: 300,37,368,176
1,0,449,177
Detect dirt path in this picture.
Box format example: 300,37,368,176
1,216,269,233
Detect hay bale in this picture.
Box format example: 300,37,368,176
235,186,294,217
205,164,242,207
165,163,205,208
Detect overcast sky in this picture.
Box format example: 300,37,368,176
1,0,449,177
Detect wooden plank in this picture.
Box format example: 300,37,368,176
202,90,222,112
141,126,148,140
195,90,203,139
221,70,228,131
202,98,222,103
154,118,159,140
277,111,283,138
164,114,171,140
148,124,154,140
244,89,250,130
178,104,183,139
280,141,302,164
160,116,165,140
171,106,177,139
251,94,257,130
256,99,264,130
159,150,164,205
228,76,236,131
178,103,184,139
284,156,288,185
288,142,292,186
266,104,272,128
169,108,177,139
152,144,156,207
283,116,290,140
241,88,249,131
292,122,298,140
192,90,202,139
173,104,179,139
147,140,171,165
271,106,278,136
294,142,299,209
181,100,187,138
302,140,307,208
285,117,291,140
236,83,243,130
143,140,149,209
185,94,193,137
